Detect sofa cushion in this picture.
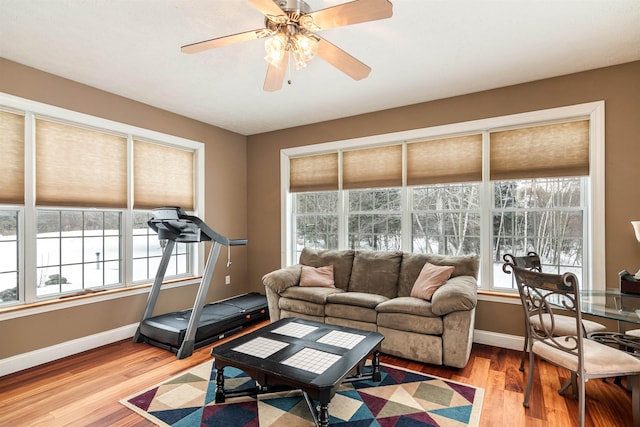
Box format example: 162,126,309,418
347,250,403,298
300,265,335,288
375,296,438,317
325,304,377,323
379,327,443,365
325,317,378,332
410,262,455,301
300,248,355,290
430,276,477,316
279,298,325,318
377,312,443,335
326,291,388,308
398,253,479,297
280,286,343,304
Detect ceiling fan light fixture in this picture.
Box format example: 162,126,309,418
264,32,288,66
291,33,318,69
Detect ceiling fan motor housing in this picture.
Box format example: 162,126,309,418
273,0,311,14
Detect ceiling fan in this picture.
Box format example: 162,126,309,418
181,0,393,91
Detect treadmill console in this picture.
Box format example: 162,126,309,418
147,206,247,246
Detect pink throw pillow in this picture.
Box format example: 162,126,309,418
300,265,335,288
410,262,455,300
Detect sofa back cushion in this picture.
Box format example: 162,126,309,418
299,248,355,290
398,253,479,297
348,250,403,298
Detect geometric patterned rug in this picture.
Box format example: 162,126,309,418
121,360,484,426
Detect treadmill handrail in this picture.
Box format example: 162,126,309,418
147,206,246,246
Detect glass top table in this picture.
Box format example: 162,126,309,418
575,290,640,326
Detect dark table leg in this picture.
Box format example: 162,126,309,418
215,366,226,403
371,350,381,382
318,402,330,427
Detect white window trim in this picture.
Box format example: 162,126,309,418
281,101,605,291
0,92,206,311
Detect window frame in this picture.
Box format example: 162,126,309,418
281,101,605,292
0,92,206,307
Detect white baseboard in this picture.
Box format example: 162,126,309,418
0,323,139,377
0,326,524,377
474,329,524,351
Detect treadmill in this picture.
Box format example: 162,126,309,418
133,207,268,359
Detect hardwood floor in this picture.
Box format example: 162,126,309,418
0,321,634,426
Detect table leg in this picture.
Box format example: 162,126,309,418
372,350,381,382
215,366,226,403
318,402,330,427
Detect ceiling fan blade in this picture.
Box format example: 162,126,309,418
306,0,393,30
264,50,290,91
181,29,263,54
248,0,285,18
316,37,371,81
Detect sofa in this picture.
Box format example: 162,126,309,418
262,248,479,368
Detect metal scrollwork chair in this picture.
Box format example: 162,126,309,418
503,262,640,427
503,252,606,372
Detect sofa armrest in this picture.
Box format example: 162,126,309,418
430,275,477,316
262,264,302,294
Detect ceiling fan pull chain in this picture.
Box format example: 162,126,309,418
287,44,293,85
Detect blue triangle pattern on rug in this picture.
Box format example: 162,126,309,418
430,405,474,423
121,361,483,427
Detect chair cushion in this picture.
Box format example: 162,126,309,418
626,329,640,337
533,336,640,376
529,314,606,335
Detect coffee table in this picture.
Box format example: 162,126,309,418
211,317,384,427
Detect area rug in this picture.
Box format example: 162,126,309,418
121,360,484,426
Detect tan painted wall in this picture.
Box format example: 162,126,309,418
0,58,249,358
1,59,638,360
246,61,640,337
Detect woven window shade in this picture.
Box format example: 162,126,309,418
290,153,338,192
343,145,402,189
407,134,482,185
134,139,194,210
36,119,128,208
490,120,589,180
0,110,25,204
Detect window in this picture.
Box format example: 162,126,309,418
412,183,481,255
36,210,122,297
132,211,189,283
491,178,585,288
283,102,605,292
0,210,19,303
348,188,402,250
293,192,339,261
0,94,204,306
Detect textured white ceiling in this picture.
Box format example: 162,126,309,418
1,0,639,135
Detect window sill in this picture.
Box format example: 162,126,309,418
0,276,201,321
477,290,521,305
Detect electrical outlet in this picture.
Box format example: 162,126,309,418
225,275,231,285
